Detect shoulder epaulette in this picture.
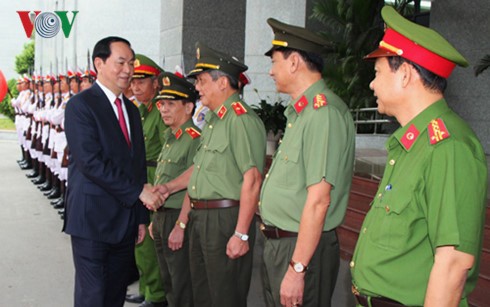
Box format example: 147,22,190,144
231,102,247,116
428,118,450,145
313,94,328,109
185,127,201,139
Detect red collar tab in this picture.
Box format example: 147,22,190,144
294,96,308,113
175,128,183,139
381,29,456,78
313,94,328,109
185,127,201,139
147,102,153,113
400,124,419,150
428,118,450,145
231,102,247,115
217,105,227,119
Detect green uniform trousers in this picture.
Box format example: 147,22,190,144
135,212,166,303
189,206,256,307
262,230,339,307
152,209,193,307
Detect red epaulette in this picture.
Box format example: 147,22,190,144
313,94,328,109
185,127,201,139
428,118,450,145
231,102,247,116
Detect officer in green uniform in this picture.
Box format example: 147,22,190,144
148,71,200,307
148,42,266,307
126,54,167,307
351,7,488,307
259,19,355,307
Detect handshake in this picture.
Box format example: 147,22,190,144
139,184,170,211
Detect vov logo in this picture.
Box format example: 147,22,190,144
17,11,79,38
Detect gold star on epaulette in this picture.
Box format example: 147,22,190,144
217,105,227,119
428,118,450,145
185,127,201,139
231,102,247,116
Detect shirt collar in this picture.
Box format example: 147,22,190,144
285,79,328,118
389,98,451,151
96,80,123,103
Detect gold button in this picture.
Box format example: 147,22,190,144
156,175,160,179
278,150,281,154
141,117,145,121
168,159,171,162
258,201,261,206
192,186,196,190
350,261,355,268
197,165,200,169
209,125,213,129
144,136,147,141
389,159,395,166
362,227,367,234
284,155,288,161
265,173,269,178
287,123,292,128
378,193,382,198
278,139,282,144
203,145,207,149
166,144,170,148
385,205,390,213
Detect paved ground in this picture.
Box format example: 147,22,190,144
0,131,356,307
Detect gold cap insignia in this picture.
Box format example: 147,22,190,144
163,77,171,86
196,48,200,60
134,59,140,67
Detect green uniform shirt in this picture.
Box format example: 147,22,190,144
259,79,355,232
138,100,167,183
351,99,488,306
188,93,266,200
154,119,201,209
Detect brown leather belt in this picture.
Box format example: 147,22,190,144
355,294,404,307
190,199,239,209
146,160,157,167
157,206,179,212
260,223,298,239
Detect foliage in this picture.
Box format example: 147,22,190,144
251,89,287,135
310,0,418,109
474,54,490,76
0,79,18,121
15,40,35,75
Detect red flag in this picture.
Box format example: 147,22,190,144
0,69,8,102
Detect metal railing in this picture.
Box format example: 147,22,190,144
351,107,393,134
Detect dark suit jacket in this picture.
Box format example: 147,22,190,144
63,83,149,244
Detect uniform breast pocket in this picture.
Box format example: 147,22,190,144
367,196,413,251
204,142,228,174
271,145,301,188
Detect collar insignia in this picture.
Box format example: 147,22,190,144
217,105,227,119
400,124,419,151
294,96,308,113
175,128,183,140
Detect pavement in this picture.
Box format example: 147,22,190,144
0,130,356,307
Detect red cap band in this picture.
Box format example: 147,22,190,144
381,29,456,78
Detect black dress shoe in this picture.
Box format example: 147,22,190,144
126,294,145,304
32,176,46,185
58,208,64,215
43,188,56,196
26,171,39,178
20,163,32,170
138,300,168,307
53,201,64,209
51,198,63,206
47,188,61,199
39,183,52,191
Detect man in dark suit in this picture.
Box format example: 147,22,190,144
63,36,165,307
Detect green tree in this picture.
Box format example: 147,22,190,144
311,0,385,109
0,79,18,121
15,40,35,75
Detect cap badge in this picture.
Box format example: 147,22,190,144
400,124,419,151
163,77,171,86
231,102,247,116
217,105,227,119
134,59,140,68
293,96,308,113
313,94,328,109
428,118,450,145
196,48,200,60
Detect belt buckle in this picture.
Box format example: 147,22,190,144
351,285,360,296
191,202,195,209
